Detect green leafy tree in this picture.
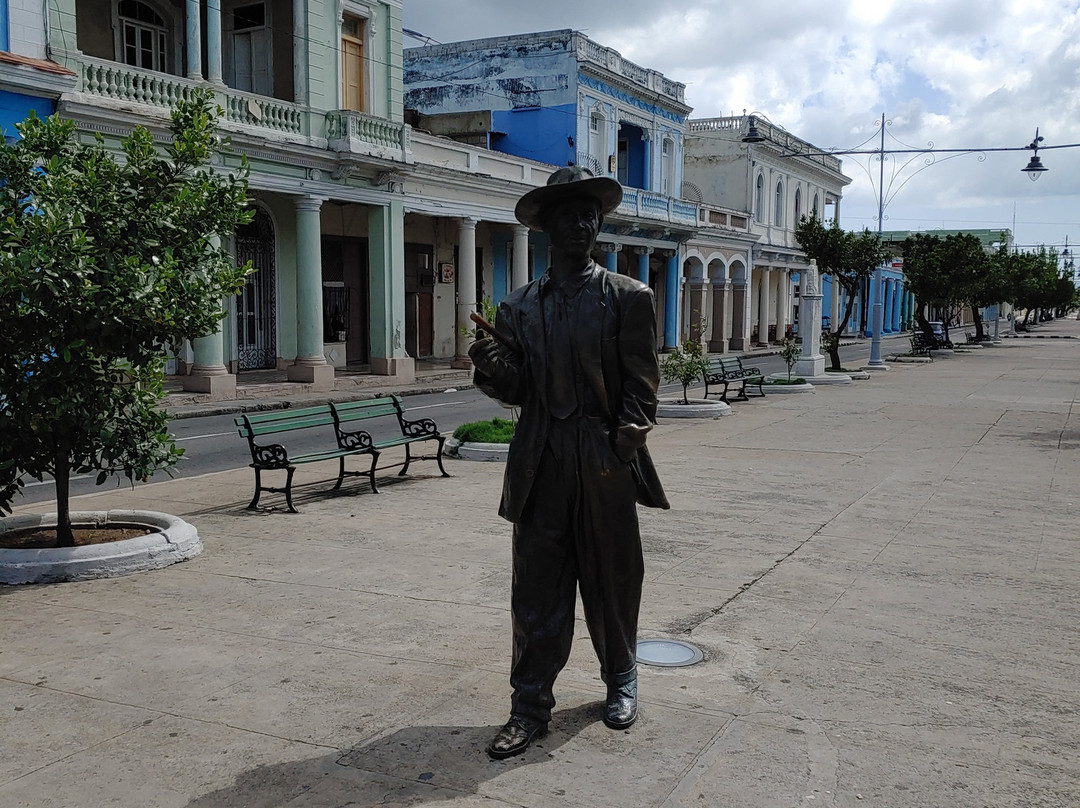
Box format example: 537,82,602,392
795,216,890,370
778,337,800,381
660,339,708,405
0,90,252,545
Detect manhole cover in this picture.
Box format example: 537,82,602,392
636,639,704,667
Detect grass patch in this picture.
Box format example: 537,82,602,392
452,417,516,444
764,377,807,385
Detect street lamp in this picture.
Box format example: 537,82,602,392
743,114,1078,369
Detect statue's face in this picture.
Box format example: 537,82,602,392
541,197,602,254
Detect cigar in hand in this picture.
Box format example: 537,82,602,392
470,312,514,348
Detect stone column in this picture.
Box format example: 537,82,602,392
185,0,202,80
687,279,708,343
892,281,902,331
663,251,680,350
775,270,789,342
830,275,841,332
368,200,413,379
709,280,729,353
511,225,529,290
207,0,223,85
794,260,825,378
883,280,894,333
287,196,334,389
729,281,748,351
598,242,620,273
634,246,652,284
757,267,771,346
183,237,236,398
452,218,478,368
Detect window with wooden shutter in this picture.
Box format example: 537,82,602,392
341,14,365,111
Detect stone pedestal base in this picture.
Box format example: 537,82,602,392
286,362,335,390
181,373,236,400
371,356,416,381
708,338,727,354
729,337,748,351
794,355,825,378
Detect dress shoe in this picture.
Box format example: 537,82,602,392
486,715,548,760
604,678,638,729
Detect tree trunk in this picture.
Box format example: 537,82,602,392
54,447,75,548
972,309,984,341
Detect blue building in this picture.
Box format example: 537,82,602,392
405,29,697,348
0,0,75,140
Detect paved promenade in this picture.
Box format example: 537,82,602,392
3,322,1079,807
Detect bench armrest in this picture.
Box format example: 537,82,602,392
250,441,290,468
337,427,375,452
400,416,440,438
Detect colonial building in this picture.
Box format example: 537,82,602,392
684,114,852,347
404,29,752,350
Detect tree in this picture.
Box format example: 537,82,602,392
902,232,984,342
660,339,708,405
795,216,890,370
0,90,252,545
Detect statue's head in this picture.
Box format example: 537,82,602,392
515,165,623,234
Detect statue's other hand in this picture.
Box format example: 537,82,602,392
468,336,501,377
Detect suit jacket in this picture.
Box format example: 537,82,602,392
475,264,669,522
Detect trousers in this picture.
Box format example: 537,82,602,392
508,416,644,723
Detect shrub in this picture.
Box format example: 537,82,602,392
453,418,516,444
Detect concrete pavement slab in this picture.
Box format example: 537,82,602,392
4,319,1080,806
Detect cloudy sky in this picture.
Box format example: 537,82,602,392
402,0,1080,261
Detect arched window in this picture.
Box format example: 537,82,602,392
774,181,784,226
754,173,765,220
794,188,802,222
118,0,169,72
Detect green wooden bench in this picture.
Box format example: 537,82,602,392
702,356,765,403
235,395,448,513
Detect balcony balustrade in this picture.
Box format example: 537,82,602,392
75,56,306,138
325,109,412,163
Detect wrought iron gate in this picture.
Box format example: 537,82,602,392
235,207,277,370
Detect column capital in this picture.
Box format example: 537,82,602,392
295,195,325,212
598,242,622,253
632,245,653,255
512,223,530,235
459,217,479,231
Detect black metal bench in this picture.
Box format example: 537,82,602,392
702,356,766,403
910,334,934,358
235,395,448,513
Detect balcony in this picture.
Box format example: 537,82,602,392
326,110,412,164
617,188,699,227
71,56,306,139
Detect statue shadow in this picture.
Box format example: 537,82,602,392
183,702,600,807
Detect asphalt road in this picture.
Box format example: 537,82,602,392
14,343,875,506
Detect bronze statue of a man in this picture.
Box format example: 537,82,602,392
469,166,669,760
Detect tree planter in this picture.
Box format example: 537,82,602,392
761,379,815,394
0,511,201,585
655,398,732,418
445,437,509,462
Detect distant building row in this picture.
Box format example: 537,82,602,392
2,2,914,397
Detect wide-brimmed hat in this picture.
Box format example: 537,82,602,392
515,165,623,231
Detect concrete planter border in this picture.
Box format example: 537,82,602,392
656,398,732,418
446,436,509,461
761,381,814,394
0,510,202,585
